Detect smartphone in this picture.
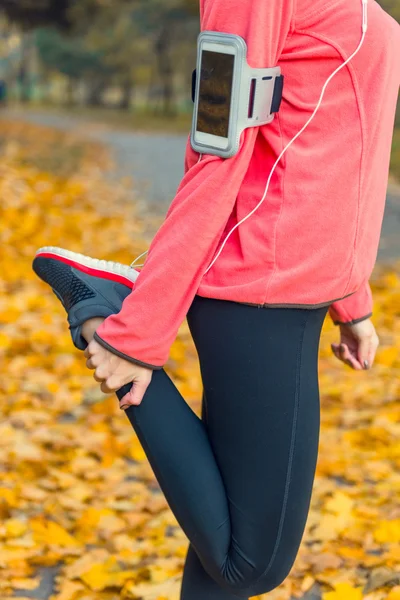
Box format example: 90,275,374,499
191,34,240,157
191,32,281,159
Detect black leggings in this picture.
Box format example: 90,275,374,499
116,295,329,599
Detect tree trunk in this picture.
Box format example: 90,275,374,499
65,78,75,106
154,27,176,117
86,78,106,106
119,80,133,110
18,35,33,103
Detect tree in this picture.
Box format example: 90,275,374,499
1,0,71,28
124,0,198,115
35,27,112,105
71,1,152,110
68,0,199,114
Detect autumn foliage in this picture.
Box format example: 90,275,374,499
0,121,399,600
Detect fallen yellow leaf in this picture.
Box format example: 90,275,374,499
374,519,400,544
388,587,400,600
322,582,363,600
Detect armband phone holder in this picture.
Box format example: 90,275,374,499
190,31,284,159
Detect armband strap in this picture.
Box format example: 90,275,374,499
192,68,197,103
191,69,284,112
271,75,284,113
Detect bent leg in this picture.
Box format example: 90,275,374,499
116,296,328,598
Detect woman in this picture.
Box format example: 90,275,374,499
32,0,400,597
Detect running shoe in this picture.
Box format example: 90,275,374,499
32,246,139,351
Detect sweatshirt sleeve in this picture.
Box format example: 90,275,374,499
94,0,296,369
328,280,373,326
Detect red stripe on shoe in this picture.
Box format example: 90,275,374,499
36,252,135,289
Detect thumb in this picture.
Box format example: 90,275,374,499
120,380,148,409
357,336,372,369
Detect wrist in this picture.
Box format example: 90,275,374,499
333,312,372,327
93,331,163,371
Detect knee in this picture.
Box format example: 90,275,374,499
217,556,293,598
244,560,293,596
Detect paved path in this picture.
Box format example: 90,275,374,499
4,109,188,216
4,108,400,265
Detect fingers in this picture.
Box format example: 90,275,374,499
84,341,99,369
96,370,150,406
84,339,105,360
83,345,91,359
119,380,150,409
100,379,114,394
357,334,379,371
84,340,113,381
83,338,153,407
85,351,114,384
86,357,98,370
130,381,150,406
94,369,106,383
331,342,362,370
119,371,152,409
98,373,149,405
87,358,109,382
100,374,129,394
331,337,379,371
340,342,363,370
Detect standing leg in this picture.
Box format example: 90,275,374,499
113,295,328,598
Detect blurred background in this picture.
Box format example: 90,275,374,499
0,0,199,114
0,2,399,600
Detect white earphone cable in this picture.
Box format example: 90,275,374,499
130,249,149,268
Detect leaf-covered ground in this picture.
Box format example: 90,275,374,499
0,121,399,600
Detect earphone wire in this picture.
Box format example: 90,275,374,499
130,249,149,268
204,0,368,275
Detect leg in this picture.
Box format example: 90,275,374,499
181,544,246,600
182,297,328,597
86,297,328,598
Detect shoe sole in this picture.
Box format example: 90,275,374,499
34,246,138,289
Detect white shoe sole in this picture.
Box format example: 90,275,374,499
34,246,139,289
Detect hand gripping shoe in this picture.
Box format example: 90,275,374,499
32,247,139,351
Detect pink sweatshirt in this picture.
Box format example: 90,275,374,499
95,0,400,369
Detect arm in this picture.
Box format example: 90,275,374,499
329,279,379,373
328,279,373,326
94,0,296,369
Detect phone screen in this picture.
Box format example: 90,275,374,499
196,50,235,138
